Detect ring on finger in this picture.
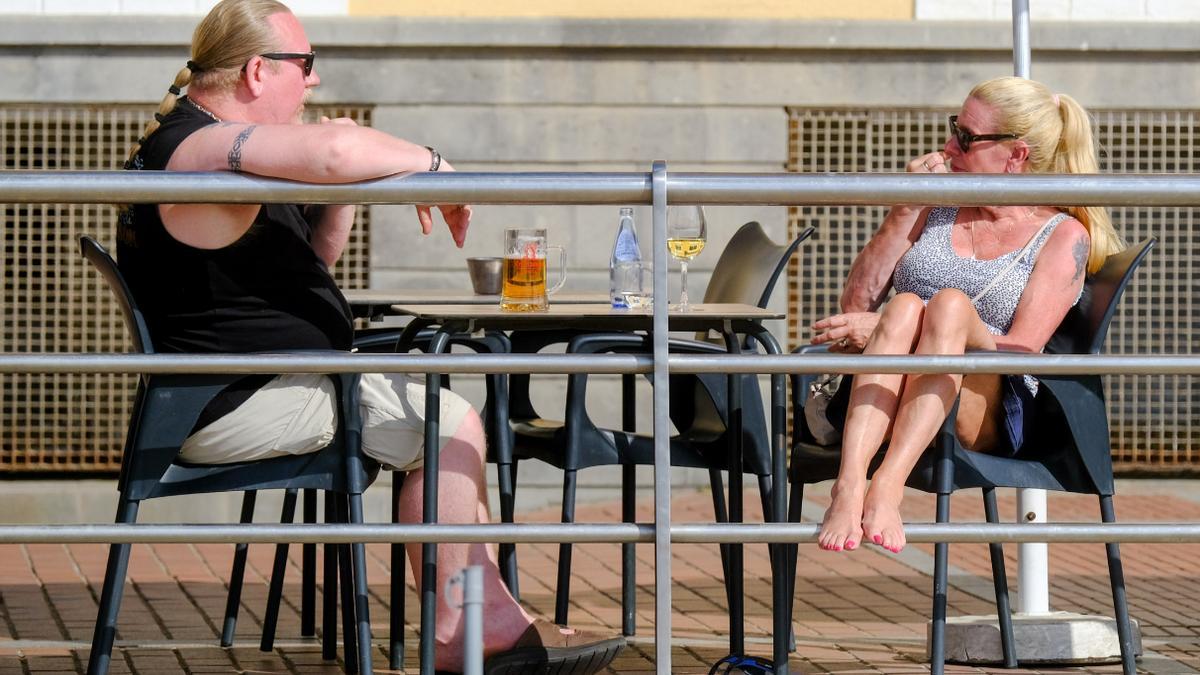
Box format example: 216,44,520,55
837,338,849,347
922,160,931,171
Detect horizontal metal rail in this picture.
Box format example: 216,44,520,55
3,170,1200,207
0,353,652,375
1,353,1198,376
0,522,1195,545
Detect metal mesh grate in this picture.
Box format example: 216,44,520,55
786,107,1199,471
1,103,373,472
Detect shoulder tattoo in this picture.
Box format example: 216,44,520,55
227,125,256,172
1071,234,1089,282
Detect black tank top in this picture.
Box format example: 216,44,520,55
117,98,353,354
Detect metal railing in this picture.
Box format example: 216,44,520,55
1,167,1198,674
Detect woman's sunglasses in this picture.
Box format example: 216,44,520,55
948,114,1018,152
259,51,316,77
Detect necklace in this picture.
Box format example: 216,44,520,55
966,206,1039,259
186,97,221,122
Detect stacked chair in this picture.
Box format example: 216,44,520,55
506,221,814,635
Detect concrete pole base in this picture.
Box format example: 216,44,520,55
931,612,1142,665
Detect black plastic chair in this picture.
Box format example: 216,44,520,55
218,327,416,659
788,238,1155,675
80,236,379,675
239,324,514,672
356,325,516,671
508,221,815,633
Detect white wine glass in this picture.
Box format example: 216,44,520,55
666,205,707,311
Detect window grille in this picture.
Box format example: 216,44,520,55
1,103,373,472
786,107,1199,471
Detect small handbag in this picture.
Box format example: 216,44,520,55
804,373,845,446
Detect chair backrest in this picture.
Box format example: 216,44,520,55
80,236,155,355
702,221,815,308
1045,238,1156,356
80,234,375,499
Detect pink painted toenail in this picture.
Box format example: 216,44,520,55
872,535,882,544
846,541,856,550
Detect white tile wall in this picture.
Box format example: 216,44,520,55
280,0,349,15
0,0,347,14
0,0,42,12
921,0,1198,21
1070,0,1146,20
43,0,120,13
121,0,195,13
1024,0,1071,20
1148,0,1200,20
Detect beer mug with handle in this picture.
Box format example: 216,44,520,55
500,228,566,311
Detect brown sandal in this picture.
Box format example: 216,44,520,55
484,619,625,675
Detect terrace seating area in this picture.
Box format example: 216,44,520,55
1,482,1199,674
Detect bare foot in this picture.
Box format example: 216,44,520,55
861,480,906,552
819,480,866,551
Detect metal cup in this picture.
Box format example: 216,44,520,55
466,257,503,295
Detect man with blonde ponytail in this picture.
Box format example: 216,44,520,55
115,1,624,673
807,76,1124,555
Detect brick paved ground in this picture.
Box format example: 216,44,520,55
0,483,1196,674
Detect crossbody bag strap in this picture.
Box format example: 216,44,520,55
970,213,1065,305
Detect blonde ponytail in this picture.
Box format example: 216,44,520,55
970,77,1123,274
124,66,194,170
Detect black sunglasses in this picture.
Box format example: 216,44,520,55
259,50,316,77
948,114,1018,152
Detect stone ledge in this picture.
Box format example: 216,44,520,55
937,611,1143,664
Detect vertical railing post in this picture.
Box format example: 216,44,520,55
1012,0,1051,619
1012,0,1031,78
650,160,672,674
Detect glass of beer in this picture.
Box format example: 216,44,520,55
500,228,566,311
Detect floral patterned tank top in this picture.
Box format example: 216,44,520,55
892,206,1071,335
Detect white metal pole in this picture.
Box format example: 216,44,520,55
1016,489,1050,614
1012,0,1031,79
1010,0,1050,618
445,566,485,675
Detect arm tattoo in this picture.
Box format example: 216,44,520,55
1071,235,1089,282
227,125,256,172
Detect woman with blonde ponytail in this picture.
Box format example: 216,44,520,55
808,76,1124,555
113,2,625,673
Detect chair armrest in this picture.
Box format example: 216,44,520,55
1030,373,1114,494
353,327,410,353
131,352,370,490
566,331,731,355
130,372,267,490
355,326,510,355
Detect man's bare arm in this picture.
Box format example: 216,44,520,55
160,121,450,251
169,122,434,183
839,205,927,312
